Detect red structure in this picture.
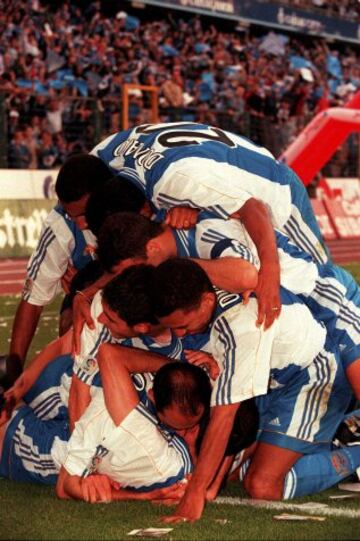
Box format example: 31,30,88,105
280,91,360,186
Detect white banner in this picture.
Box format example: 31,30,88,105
0,169,58,199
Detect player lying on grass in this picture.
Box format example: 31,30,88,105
0,359,211,504
92,316,360,508
145,258,360,523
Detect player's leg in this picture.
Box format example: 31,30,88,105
23,353,73,421
243,442,301,500
301,264,360,399
283,442,360,499
0,404,68,484
248,344,353,500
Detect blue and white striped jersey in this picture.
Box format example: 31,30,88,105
209,288,326,407
169,214,360,367
23,204,96,305
64,387,192,491
74,291,211,388
91,122,327,264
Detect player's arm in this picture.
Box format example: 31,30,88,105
57,467,186,503
190,257,258,294
162,402,240,523
72,273,113,355
9,213,75,378
1,330,73,424
97,343,171,424
8,300,43,382
68,375,92,433
231,198,281,329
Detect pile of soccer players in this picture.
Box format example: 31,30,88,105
0,122,359,522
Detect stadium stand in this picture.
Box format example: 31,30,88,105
0,0,358,174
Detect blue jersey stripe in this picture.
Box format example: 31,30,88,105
28,228,56,280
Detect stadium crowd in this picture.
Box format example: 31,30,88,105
1,0,359,168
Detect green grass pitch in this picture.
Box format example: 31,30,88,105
0,263,359,540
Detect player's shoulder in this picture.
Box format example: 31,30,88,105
44,205,76,242
90,129,134,156
212,290,255,330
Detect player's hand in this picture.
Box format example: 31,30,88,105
61,263,77,294
150,480,187,505
184,350,220,380
255,261,281,330
165,207,199,229
0,373,28,424
72,293,93,356
161,482,206,523
81,474,119,503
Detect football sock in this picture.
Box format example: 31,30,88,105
283,445,360,499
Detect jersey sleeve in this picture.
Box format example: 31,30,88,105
210,298,277,406
63,390,108,477
195,216,260,267
73,292,112,386
23,209,75,305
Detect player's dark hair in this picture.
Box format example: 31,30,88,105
151,258,213,317
153,362,211,418
55,154,113,203
85,177,147,236
102,264,158,326
224,399,259,456
60,259,105,314
97,212,162,272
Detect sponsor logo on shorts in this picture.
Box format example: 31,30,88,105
331,452,350,476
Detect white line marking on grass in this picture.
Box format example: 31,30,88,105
214,497,360,519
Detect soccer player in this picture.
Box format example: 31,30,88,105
7,155,113,384
0,360,211,505
91,122,326,264
90,121,331,328
148,258,358,523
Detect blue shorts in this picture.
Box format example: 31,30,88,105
23,354,146,419
0,405,69,484
256,344,353,454
24,354,74,421
301,264,360,368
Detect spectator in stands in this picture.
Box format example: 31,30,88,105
45,99,64,135
37,130,58,169
160,73,184,121
23,125,38,169
8,129,31,169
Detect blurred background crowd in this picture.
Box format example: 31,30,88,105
0,0,359,175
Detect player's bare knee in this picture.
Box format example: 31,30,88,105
244,470,282,500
